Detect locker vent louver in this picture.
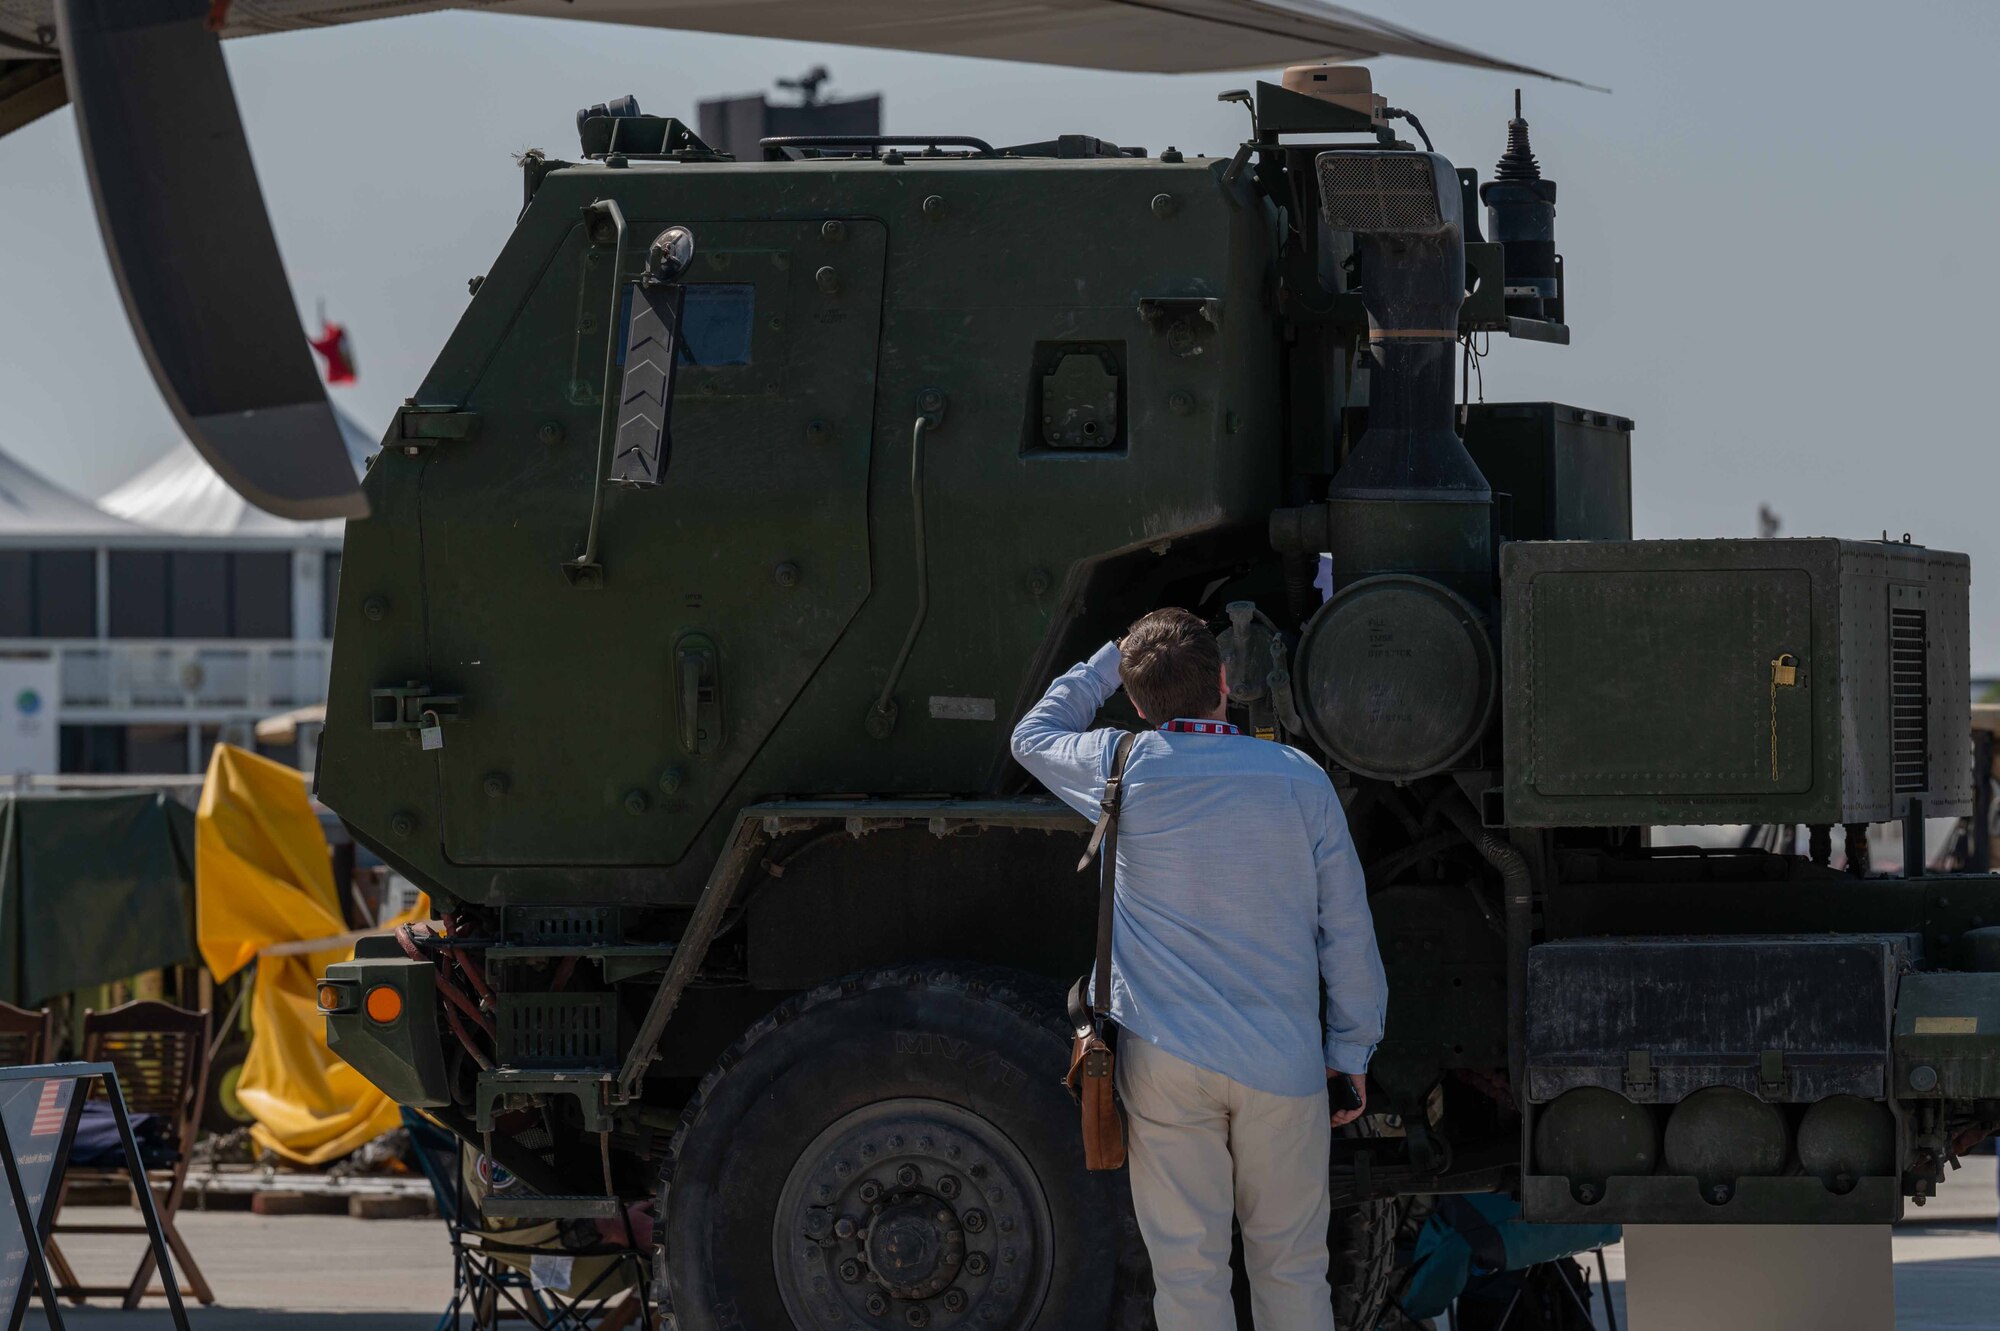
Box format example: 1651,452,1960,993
1891,606,1929,794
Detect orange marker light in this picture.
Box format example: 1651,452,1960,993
316,984,343,1012
365,985,404,1024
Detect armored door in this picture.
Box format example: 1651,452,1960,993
419,217,885,865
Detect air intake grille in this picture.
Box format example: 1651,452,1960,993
506,906,617,947
1316,152,1443,233
496,994,619,1070
1890,606,1929,794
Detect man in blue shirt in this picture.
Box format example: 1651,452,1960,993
1012,607,1387,1330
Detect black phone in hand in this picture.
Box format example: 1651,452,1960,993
1331,1074,1364,1113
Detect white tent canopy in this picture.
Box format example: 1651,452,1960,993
100,409,375,538
0,445,147,538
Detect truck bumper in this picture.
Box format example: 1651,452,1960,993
318,947,451,1108
1520,933,2000,1224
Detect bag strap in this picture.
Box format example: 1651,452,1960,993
1077,731,1139,1020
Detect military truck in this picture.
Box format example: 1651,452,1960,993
316,67,2000,1330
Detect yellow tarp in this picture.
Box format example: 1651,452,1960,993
197,744,425,1165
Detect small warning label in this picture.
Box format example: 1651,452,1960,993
1913,1016,1979,1035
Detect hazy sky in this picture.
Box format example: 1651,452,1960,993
3,1,1997,664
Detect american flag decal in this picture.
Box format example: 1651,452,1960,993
29,1081,64,1137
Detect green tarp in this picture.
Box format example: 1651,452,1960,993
0,792,197,1004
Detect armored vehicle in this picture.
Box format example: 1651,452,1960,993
318,70,2000,1330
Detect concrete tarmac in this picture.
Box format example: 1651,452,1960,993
21,1160,1999,1330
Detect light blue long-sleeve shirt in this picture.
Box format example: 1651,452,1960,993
1011,641,1387,1097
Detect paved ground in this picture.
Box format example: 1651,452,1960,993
1583,1155,1998,1330
24,1208,451,1329
19,1159,1997,1329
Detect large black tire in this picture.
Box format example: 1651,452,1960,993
658,965,1146,1331
1328,1190,1399,1331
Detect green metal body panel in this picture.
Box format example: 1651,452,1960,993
320,155,1281,906
1502,538,1972,827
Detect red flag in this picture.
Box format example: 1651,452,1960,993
309,317,358,385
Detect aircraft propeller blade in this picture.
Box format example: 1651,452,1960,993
55,0,368,522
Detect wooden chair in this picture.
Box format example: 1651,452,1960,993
46,1000,214,1308
0,1000,54,1067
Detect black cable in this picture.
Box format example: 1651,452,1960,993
1384,108,1434,153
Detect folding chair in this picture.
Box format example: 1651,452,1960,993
47,1000,214,1308
0,1000,54,1067
402,1110,651,1330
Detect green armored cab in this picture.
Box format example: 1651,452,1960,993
317,69,1997,1330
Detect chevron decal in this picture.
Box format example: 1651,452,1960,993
610,282,687,486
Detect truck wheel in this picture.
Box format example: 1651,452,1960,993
658,965,1145,1331
1328,1187,1399,1331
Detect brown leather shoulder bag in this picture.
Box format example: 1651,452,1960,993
1065,729,1138,1171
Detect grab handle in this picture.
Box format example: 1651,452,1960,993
563,198,629,588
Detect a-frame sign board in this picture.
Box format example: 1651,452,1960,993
0,1062,190,1330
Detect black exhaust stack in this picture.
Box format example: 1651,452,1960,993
1313,151,1490,597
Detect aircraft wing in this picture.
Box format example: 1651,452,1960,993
482,0,1579,81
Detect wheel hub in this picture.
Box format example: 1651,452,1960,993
864,1195,965,1298
773,1098,1052,1330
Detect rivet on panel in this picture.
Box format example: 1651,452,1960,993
1168,390,1196,416
389,811,417,839
1025,569,1051,597
537,421,566,446
659,768,684,796
482,773,509,798
805,419,831,446
922,194,947,219
774,562,801,588
624,790,649,815
362,596,389,622
815,266,841,295
821,219,847,243
1150,192,1179,219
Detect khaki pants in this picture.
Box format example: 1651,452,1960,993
1117,1038,1336,1331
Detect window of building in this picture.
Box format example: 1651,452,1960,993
0,553,29,637
109,551,169,638
59,724,126,774
33,551,95,637
231,552,292,639
0,550,98,638
125,723,191,774
171,550,229,638
109,549,297,640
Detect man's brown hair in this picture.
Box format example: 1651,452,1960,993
1119,608,1223,722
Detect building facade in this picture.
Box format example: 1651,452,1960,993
0,419,365,778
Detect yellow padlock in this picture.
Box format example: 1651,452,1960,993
1771,653,1798,687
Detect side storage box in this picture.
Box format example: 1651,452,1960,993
1501,538,1969,827
1463,402,1633,542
